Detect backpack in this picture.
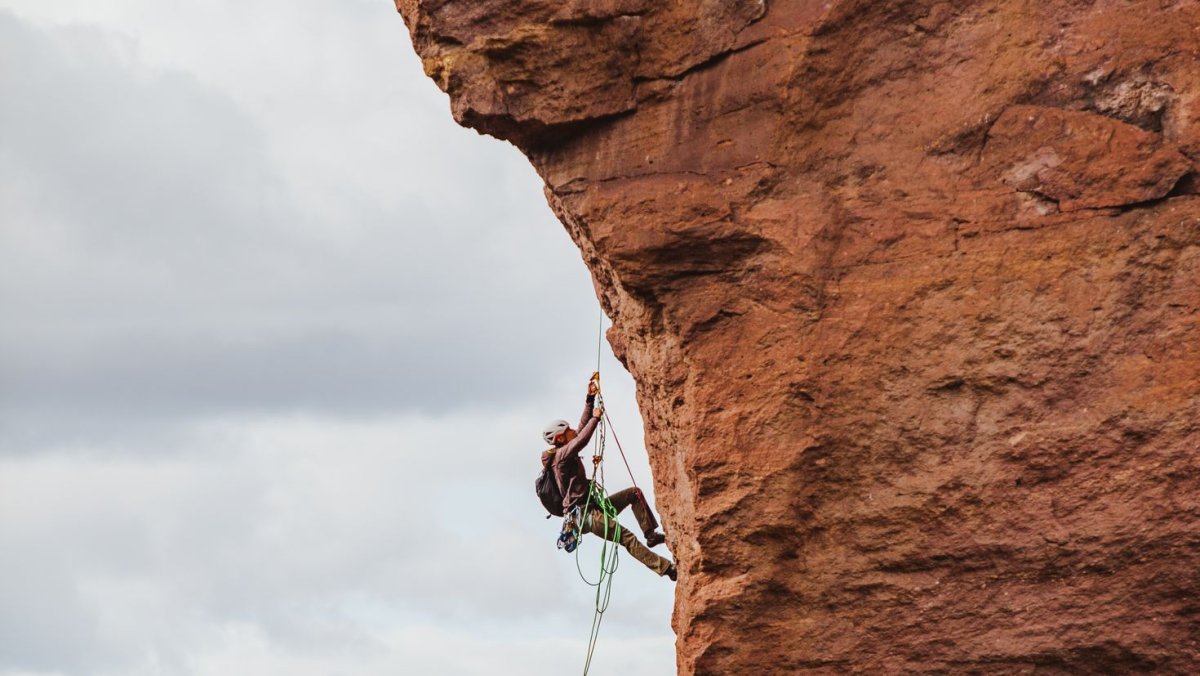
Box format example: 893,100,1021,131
535,460,565,517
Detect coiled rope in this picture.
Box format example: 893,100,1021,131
575,401,619,675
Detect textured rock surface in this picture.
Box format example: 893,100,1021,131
397,1,1200,673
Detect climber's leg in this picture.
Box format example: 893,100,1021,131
584,509,673,577
607,487,663,545
606,487,634,515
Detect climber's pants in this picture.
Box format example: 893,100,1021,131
583,487,672,576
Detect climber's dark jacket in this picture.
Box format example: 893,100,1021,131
541,394,599,515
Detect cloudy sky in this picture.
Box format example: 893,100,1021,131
0,2,675,674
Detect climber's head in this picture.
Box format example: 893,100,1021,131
542,419,574,447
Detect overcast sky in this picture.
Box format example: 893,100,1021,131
0,2,675,674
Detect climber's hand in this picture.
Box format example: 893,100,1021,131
593,405,604,419
587,380,599,397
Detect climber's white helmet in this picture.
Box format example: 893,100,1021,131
543,419,571,445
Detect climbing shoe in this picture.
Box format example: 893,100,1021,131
645,530,665,548
665,563,677,581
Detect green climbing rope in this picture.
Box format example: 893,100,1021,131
574,389,622,675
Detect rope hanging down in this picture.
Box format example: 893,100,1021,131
573,309,640,675
594,308,640,491
575,395,618,676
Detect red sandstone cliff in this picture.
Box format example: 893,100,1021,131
396,1,1200,672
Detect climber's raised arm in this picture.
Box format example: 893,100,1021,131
564,404,602,460
577,384,596,432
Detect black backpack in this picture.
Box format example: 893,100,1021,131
536,462,565,517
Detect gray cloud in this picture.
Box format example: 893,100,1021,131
0,9,601,446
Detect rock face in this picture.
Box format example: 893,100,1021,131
397,1,1200,673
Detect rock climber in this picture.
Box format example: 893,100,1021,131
541,376,677,581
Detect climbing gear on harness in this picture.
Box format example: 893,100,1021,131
558,529,579,553
558,510,580,553
543,419,570,445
